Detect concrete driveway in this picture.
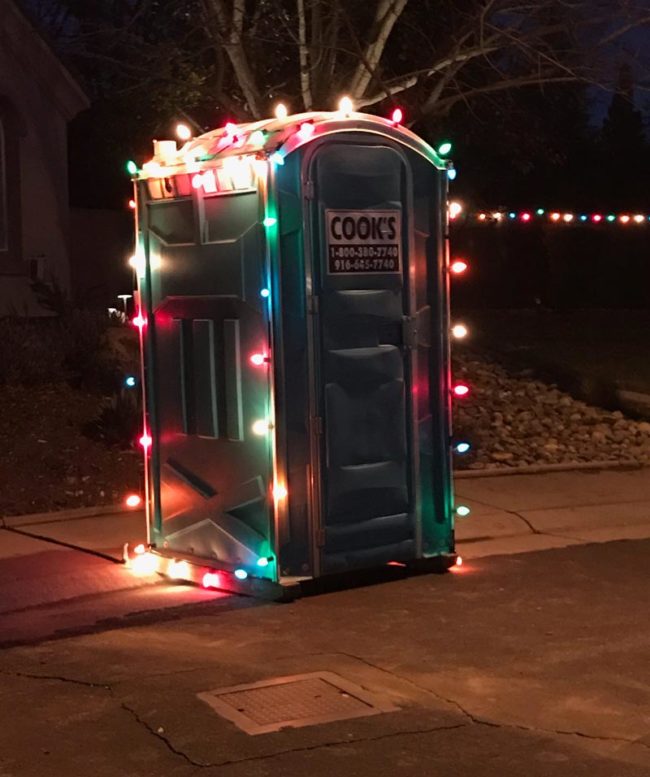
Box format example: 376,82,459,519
0,537,649,776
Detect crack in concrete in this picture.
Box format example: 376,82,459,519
503,508,540,535
1,669,209,768
503,509,604,545
199,721,471,770
0,668,110,690
120,701,211,768
122,693,468,771
326,652,650,752
455,499,586,544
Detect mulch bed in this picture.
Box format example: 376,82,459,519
0,383,142,517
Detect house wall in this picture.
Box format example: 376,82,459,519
0,0,87,315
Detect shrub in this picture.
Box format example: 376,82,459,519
0,317,68,385
82,386,141,447
0,307,127,391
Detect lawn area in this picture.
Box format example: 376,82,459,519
460,309,650,409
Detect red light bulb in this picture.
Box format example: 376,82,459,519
452,384,470,398
139,432,152,450
592,214,602,223
391,107,403,125
202,572,220,589
132,314,147,330
250,353,267,367
450,260,468,275
520,212,531,222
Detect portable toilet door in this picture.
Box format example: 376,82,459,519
132,111,457,598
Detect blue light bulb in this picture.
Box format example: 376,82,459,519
260,288,270,299
125,375,137,388
234,569,248,580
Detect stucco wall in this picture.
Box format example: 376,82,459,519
0,0,87,315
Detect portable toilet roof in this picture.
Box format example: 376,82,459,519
134,110,450,182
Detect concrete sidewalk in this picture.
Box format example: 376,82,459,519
455,466,650,558
4,466,650,563
1,466,649,635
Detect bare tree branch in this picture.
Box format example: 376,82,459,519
359,40,501,108
349,0,409,99
434,73,578,114
201,0,262,115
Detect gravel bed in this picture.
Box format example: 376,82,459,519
452,352,650,470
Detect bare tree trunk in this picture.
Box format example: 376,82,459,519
202,0,262,116
349,0,409,100
297,0,313,110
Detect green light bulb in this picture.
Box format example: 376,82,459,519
438,141,452,156
536,208,545,215
126,160,138,176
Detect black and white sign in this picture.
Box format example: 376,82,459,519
326,209,401,274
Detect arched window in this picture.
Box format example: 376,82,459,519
0,97,22,266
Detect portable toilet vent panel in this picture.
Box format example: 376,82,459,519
133,112,455,595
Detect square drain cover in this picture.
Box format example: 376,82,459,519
198,671,397,734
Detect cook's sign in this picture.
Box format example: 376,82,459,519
326,209,401,274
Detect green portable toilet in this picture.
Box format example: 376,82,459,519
130,108,458,598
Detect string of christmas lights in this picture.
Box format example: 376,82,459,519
468,208,650,225
124,102,472,571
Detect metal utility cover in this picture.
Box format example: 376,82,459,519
198,671,397,734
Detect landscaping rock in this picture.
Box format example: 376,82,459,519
453,351,650,470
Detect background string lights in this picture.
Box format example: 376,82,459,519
468,209,650,225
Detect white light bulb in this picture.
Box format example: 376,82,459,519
252,419,270,436
128,254,146,277
452,323,468,339
338,96,353,114
449,201,463,219
176,123,192,142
